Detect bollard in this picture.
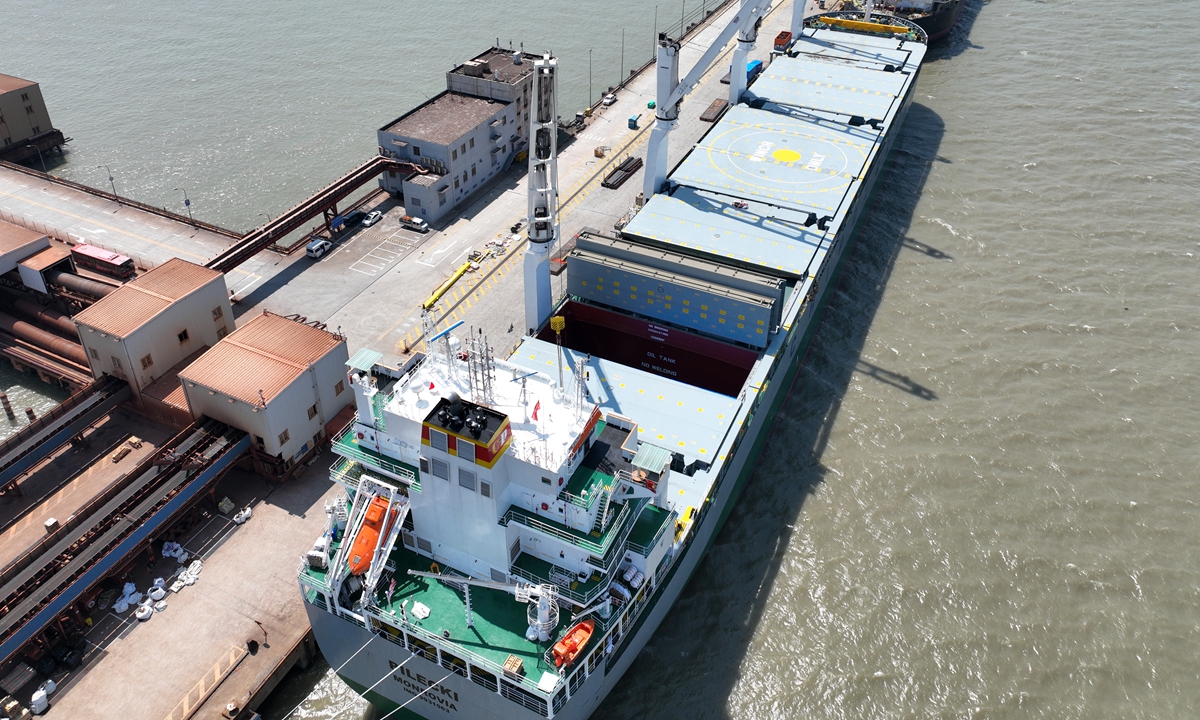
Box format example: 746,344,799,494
0,393,14,420
25,407,37,424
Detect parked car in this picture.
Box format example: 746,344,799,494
306,237,334,259
602,94,617,106
400,215,430,233
362,210,383,227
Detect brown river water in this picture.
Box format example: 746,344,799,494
4,0,1199,717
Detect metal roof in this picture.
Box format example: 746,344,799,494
72,258,223,337
347,348,383,372
179,312,345,406
18,245,70,272
0,221,50,274
0,74,36,94
633,443,673,473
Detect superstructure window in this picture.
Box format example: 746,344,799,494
111,356,122,370
177,329,189,343
278,429,290,445
212,306,223,320
480,480,492,498
469,138,474,149
459,468,476,491
307,404,318,419
457,441,475,464
452,149,458,160
429,429,448,452
335,380,345,395
431,458,449,480
412,145,420,155
89,347,99,360
140,354,153,369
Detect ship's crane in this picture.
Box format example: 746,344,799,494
643,0,774,199
524,53,560,335
408,569,561,642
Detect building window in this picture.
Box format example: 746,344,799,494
2,138,9,147
429,429,448,452
462,172,468,184
278,429,290,445
412,145,420,155
471,165,476,177
307,404,318,420
140,354,153,369
458,441,475,464
454,178,459,189
25,106,34,115
335,380,345,395
216,326,228,338
89,347,99,360
431,458,449,480
501,116,506,126
411,197,421,207
452,149,458,160
254,435,265,448
469,138,474,149
460,143,466,155
111,356,122,370
212,306,223,320
20,93,28,101
30,126,38,134
458,468,477,491
177,329,189,343
480,480,492,498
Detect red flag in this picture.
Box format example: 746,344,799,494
428,381,435,390
532,401,541,421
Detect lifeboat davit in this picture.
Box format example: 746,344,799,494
552,619,595,668
348,496,390,575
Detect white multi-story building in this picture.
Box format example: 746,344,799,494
377,47,542,224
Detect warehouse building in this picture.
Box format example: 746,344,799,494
71,258,232,420
376,47,540,224
179,312,350,478
0,73,68,165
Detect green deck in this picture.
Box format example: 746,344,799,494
562,463,613,509
510,552,604,598
372,547,564,680
626,503,673,554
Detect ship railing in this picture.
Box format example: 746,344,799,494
626,509,677,557
559,473,613,509
500,497,637,561
363,606,563,698
331,427,419,487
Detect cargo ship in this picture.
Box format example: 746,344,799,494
824,0,964,42
298,14,927,720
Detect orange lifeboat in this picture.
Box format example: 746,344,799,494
348,496,389,575
552,619,595,668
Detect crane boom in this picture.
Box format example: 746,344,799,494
407,569,527,595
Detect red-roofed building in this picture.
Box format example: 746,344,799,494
179,312,350,476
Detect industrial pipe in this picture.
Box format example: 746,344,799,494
12,299,79,339
45,270,116,298
0,311,90,367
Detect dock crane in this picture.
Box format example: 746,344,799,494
408,570,562,642
642,0,775,199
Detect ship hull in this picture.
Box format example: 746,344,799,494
306,67,921,720
912,0,964,42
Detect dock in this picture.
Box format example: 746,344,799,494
0,0,828,717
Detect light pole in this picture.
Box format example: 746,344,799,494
175,187,194,224
97,165,117,196
589,49,592,106
259,212,272,228
24,145,45,172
